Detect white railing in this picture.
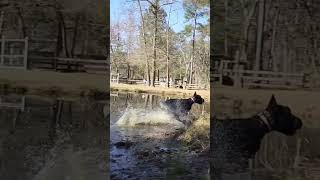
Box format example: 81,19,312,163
0,96,25,111
0,37,28,70
110,73,120,84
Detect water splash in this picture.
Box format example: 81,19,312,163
115,107,184,128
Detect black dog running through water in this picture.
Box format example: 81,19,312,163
160,92,205,124
211,95,303,180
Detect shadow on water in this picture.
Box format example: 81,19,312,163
110,92,210,180
0,94,108,180
213,95,320,180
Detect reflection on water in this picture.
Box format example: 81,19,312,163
0,94,108,180
110,92,210,180
214,95,320,180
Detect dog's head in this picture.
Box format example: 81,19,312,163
266,95,302,135
192,92,205,104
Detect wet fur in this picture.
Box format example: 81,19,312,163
160,92,204,122
211,95,303,179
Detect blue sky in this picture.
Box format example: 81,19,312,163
110,0,188,33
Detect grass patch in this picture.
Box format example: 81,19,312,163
179,116,209,151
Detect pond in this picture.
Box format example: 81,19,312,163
213,94,320,180
0,94,108,180
110,92,210,180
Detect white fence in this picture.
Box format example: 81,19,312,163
0,37,28,70
0,95,25,111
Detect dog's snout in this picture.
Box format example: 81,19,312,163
295,118,302,129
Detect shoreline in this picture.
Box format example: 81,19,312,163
0,69,107,98
110,83,210,101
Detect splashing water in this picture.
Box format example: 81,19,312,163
115,107,185,128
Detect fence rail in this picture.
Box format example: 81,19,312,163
211,68,310,89
29,57,108,74
0,37,28,70
110,74,206,90
0,96,25,111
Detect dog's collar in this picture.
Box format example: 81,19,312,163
257,110,272,131
190,97,195,103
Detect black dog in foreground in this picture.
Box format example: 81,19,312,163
160,92,205,123
211,95,302,179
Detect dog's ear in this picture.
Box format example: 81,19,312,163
194,91,197,96
267,94,277,109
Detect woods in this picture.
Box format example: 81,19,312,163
0,0,107,59
213,0,320,81
110,0,209,87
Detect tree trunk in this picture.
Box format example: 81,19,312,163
0,11,4,37
271,6,279,72
166,6,172,88
239,0,258,63
224,0,228,56
57,10,69,58
282,32,288,73
152,0,159,87
55,21,63,70
254,0,265,71
16,7,27,38
138,0,151,86
311,24,318,74
189,14,197,85
127,63,130,80
71,14,80,58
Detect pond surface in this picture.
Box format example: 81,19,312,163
213,94,320,180
110,92,210,180
0,94,108,180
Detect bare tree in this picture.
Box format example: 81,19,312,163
137,0,151,86
165,4,173,88
254,0,265,71
239,0,258,63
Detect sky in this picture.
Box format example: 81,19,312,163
110,0,188,33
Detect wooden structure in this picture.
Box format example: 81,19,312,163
211,56,310,89
110,73,120,84
0,37,28,70
0,37,107,74
0,95,25,111
29,57,108,74
110,75,207,90
222,69,309,89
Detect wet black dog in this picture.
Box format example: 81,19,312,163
160,92,204,123
211,95,302,179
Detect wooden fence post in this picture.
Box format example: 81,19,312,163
117,73,120,84
1,36,4,66
24,37,28,70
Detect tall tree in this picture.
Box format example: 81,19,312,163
137,0,151,85
183,0,209,84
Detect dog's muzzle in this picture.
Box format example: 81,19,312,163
294,117,303,129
